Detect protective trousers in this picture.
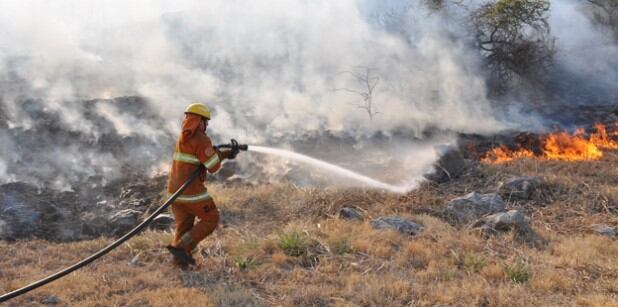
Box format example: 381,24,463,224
171,198,220,254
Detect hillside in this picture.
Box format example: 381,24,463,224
1,149,617,306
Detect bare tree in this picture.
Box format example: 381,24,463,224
333,66,381,121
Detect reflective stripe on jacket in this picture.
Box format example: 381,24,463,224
167,191,211,203
172,152,221,169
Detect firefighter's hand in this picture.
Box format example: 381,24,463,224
228,148,239,160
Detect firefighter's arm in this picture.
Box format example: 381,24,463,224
197,137,224,173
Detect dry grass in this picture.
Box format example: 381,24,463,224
1,151,617,306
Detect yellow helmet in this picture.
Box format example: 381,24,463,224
184,103,211,119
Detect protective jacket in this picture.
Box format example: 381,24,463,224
166,113,228,201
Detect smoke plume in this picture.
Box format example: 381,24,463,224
0,0,615,189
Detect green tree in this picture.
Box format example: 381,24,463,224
473,0,555,93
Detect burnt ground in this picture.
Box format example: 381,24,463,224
0,176,168,242
0,98,616,242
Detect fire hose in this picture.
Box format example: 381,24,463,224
0,140,248,303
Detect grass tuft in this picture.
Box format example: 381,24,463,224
504,261,531,283
460,253,487,273
328,237,352,255
278,230,310,257
405,241,431,269
233,256,257,270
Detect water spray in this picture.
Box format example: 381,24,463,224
248,145,411,194
214,139,412,193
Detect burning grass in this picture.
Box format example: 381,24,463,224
482,122,618,163
1,150,618,306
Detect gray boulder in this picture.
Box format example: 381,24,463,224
370,217,423,235
473,210,545,247
339,207,363,220
592,224,617,238
108,209,142,235
475,210,530,231
150,214,175,230
443,192,505,224
498,176,542,200
42,295,60,305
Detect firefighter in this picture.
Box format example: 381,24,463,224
165,103,238,266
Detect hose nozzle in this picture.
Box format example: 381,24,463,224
215,139,248,151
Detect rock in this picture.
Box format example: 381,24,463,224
498,176,542,200
442,192,505,224
424,146,468,183
370,217,423,235
592,224,617,237
473,210,546,247
339,207,363,220
150,214,175,230
108,209,142,235
475,210,530,231
42,295,60,305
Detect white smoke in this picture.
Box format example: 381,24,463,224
549,0,618,103
0,160,14,185
0,0,615,189
0,0,502,138
0,134,17,185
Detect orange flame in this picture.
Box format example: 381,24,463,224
482,122,617,163
589,123,618,149
543,131,602,161
481,146,534,163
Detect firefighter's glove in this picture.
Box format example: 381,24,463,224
228,148,239,160
227,139,241,160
